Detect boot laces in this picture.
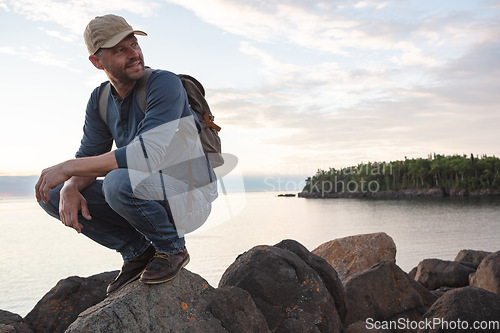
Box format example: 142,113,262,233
154,252,171,260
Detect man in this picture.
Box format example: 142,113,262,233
36,14,216,295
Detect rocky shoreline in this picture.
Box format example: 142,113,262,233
1,232,499,332
298,188,500,199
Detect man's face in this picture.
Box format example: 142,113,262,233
96,34,145,83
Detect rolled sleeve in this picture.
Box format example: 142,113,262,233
115,146,128,168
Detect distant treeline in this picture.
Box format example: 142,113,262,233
303,154,500,193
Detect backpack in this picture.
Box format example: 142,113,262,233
97,67,224,168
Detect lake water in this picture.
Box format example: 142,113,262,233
1,192,499,317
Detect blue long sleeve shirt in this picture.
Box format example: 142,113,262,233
76,69,195,169
76,68,218,235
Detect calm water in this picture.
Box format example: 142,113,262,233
1,192,499,316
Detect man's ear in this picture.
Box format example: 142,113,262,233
89,54,104,70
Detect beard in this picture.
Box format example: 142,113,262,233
105,56,145,85
123,58,145,81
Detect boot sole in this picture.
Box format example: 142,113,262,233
106,269,146,296
140,256,190,285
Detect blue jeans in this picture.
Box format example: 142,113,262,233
39,169,185,261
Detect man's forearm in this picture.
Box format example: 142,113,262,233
63,175,97,192
65,151,118,178
36,151,118,203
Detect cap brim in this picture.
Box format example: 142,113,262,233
99,30,147,50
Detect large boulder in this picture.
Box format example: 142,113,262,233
345,320,385,333
23,271,118,333
414,259,475,290
274,239,347,324
219,243,344,333
343,261,437,330
312,232,396,281
469,251,500,294
419,286,500,333
454,249,492,269
430,286,454,299
0,310,32,333
67,269,269,333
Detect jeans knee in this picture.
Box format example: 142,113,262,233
102,169,132,209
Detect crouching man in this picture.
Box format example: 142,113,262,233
36,14,217,295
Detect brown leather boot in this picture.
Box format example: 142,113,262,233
139,248,190,284
106,244,156,295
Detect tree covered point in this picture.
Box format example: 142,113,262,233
303,154,500,193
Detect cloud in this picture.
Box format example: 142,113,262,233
3,0,498,174
0,45,82,72
2,0,161,36
354,1,390,10
0,1,9,12
166,0,500,69
209,17,500,170
0,0,162,77
221,42,403,124
239,42,310,88
38,27,77,43
165,0,396,55
391,41,438,67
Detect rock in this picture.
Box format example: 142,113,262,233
343,261,437,329
312,232,397,281
430,286,454,299
199,286,270,333
419,286,500,333
274,239,347,324
219,244,344,332
468,189,500,196
346,320,385,333
469,251,500,294
447,189,468,197
408,266,417,280
454,249,492,269
0,310,32,333
23,271,117,333
298,188,445,199
66,269,269,333
414,259,476,290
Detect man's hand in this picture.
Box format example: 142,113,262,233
35,152,118,204
35,161,71,204
59,184,92,233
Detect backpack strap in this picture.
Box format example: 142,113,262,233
135,67,154,113
98,81,111,125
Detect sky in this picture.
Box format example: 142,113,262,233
1,0,499,187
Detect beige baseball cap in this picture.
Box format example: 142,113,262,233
84,14,147,55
